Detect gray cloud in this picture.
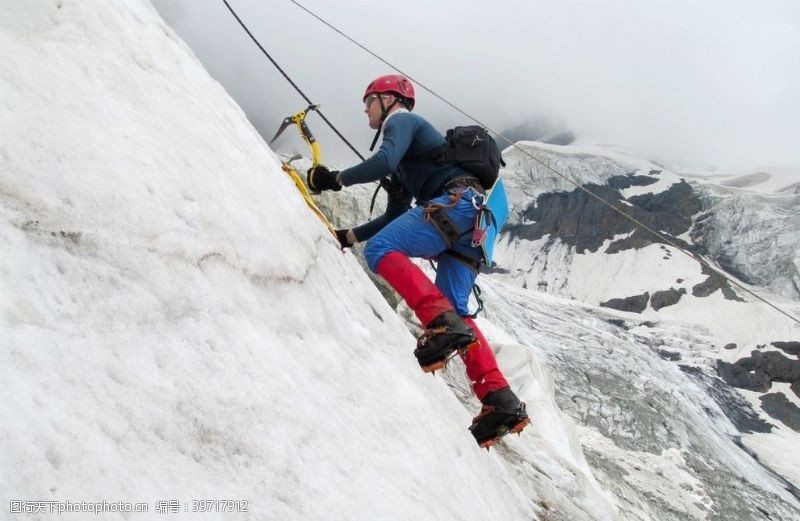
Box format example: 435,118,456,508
152,0,800,174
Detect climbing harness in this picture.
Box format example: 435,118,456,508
423,191,466,249
423,185,492,318
422,178,508,266
421,180,508,318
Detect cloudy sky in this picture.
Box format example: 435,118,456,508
152,0,800,174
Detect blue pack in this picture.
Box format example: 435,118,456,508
471,178,509,266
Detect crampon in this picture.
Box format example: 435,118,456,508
469,388,530,449
416,337,475,374
414,315,477,374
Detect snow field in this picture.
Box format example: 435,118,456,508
1,2,539,519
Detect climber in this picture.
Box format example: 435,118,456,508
307,74,529,447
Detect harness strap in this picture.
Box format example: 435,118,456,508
422,191,464,248
442,249,481,272
423,191,486,317
428,251,484,318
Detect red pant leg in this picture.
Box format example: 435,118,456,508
375,252,509,401
375,252,452,325
463,317,509,400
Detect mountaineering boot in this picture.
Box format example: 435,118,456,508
469,387,530,448
414,311,477,373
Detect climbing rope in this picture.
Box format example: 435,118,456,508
289,0,799,326
220,0,364,162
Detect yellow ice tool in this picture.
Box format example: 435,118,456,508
270,104,322,167
269,105,336,238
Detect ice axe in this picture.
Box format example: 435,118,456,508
270,104,322,168
269,105,338,241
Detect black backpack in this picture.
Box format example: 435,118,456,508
373,126,507,213
434,126,506,189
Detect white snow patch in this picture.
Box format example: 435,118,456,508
567,243,704,304
680,166,800,195
619,171,681,198
508,141,662,175
644,289,800,350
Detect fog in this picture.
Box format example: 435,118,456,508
152,0,800,174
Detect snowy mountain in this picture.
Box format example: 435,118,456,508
486,142,800,519
3,1,799,521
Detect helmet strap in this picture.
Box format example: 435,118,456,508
369,128,382,152
369,96,400,151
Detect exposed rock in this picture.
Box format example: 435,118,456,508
724,343,737,350
657,350,681,361
746,351,800,382
606,228,691,255
627,181,701,234
508,184,624,253
772,341,800,357
605,318,627,329
760,393,800,432
600,293,650,314
716,359,772,392
792,382,800,399
507,180,701,255
716,351,800,393
680,365,772,434
651,288,686,311
691,262,744,301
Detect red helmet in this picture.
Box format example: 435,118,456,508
363,74,415,110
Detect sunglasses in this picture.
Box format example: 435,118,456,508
364,94,388,108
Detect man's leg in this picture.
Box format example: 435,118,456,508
365,202,479,371
435,253,509,400
365,195,530,447
364,204,455,325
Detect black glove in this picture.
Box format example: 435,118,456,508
307,165,342,192
335,229,355,249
